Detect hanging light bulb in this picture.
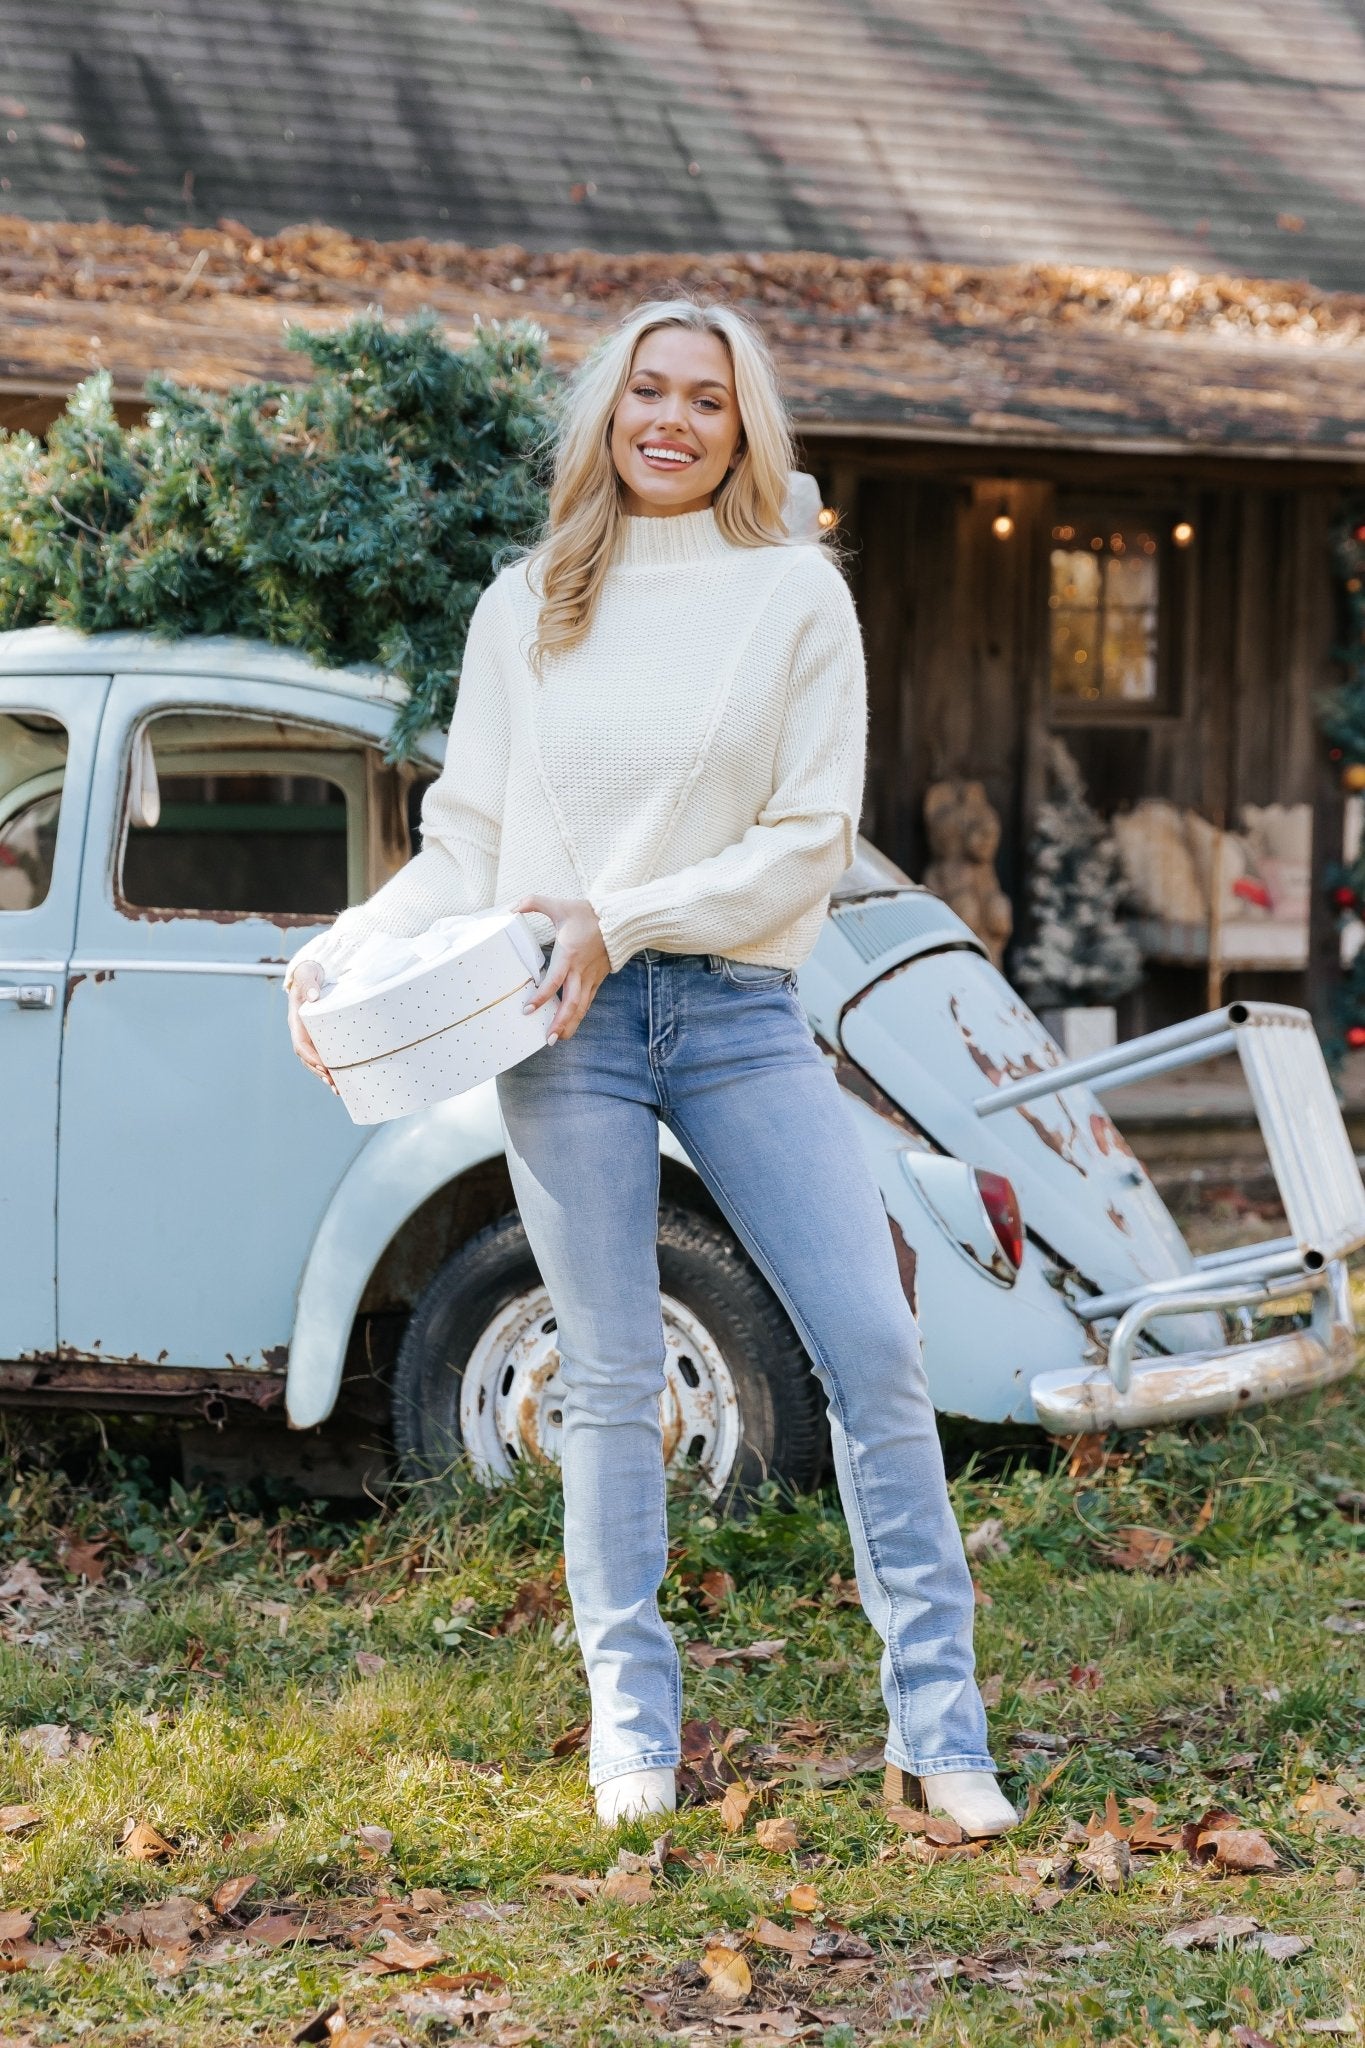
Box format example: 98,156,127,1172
991,500,1015,540
1172,520,1194,546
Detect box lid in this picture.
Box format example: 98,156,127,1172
305,911,543,1068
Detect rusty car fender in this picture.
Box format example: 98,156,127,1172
285,1082,509,1428
285,1091,700,1430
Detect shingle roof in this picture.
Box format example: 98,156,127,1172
2,1,1364,291
4,218,1365,458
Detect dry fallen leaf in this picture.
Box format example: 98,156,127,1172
0,1911,34,1943
808,1927,875,1967
533,1873,603,1903
352,1650,385,1678
0,1561,56,1607
105,1894,214,1953
255,1599,292,1637
701,1943,753,2007
602,1868,652,1906
711,2007,815,2038
0,1805,41,1837
352,1824,393,1861
550,1719,591,1758
1246,1930,1313,1960
362,1930,444,1974
1077,1832,1131,1890
120,1817,175,1862
230,1820,285,1851
979,1672,1005,1708
750,1917,815,1965
1180,1808,1279,1874
211,1874,258,1917
497,1573,564,1635
1297,1781,1352,1818
686,1639,787,1670
244,1910,311,1947
1203,1827,1279,1872
884,1976,939,2021
698,1569,736,1612
786,1884,820,1912
1083,1790,1181,1853
754,1816,799,1854
886,1805,964,1846
17,1723,75,1764
59,1536,108,1585
719,1783,754,1834
964,1518,1010,1563
1103,1526,1177,1572
1163,1914,1261,1950
1068,1662,1103,1691
1061,1433,1124,1479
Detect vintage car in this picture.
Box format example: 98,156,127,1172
3,627,1362,1497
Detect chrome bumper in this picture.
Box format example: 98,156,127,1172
1030,1318,1356,1433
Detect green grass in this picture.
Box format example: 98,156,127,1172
0,1359,1361,2047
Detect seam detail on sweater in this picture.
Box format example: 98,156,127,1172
609,548,809,894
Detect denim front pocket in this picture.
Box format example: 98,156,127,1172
718,958,798,991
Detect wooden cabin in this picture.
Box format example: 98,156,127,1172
5,0,1365,1028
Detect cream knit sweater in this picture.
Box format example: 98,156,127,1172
285,506,867,987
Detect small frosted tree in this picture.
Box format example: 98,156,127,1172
1013,737,1142,1008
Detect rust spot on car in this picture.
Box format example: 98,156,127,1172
1107,1203,1132,1236
516,1353,562,1465
0,1360,284,1412
952,1007,1004,1086
886,1214,920,1320
62,971,86,1016
93,968,114,983
949,997,1087,1176
1019,1104,1087,1176
118,902,322,927
812,1031,930,1142
1090,1110,1136,1159
261,1344,289,1371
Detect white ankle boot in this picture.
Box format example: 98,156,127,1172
594,1767,677,1827
915,1770,1018,1837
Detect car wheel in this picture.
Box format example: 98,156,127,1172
391,1203,827,1500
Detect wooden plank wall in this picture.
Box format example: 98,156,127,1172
818,452,1344,1022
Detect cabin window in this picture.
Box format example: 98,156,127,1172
1049,513,1175,713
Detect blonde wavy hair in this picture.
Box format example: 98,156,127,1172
523,297,802,671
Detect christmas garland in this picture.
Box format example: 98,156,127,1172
1321,497,1365,1055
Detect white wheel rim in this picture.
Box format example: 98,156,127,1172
458,1286,742,1496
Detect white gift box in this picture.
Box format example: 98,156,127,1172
304,911,552,1124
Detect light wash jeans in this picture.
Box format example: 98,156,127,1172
496,948,996,1790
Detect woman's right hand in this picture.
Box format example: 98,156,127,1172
287,961,340,1094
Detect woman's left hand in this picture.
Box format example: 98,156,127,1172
515,895,610,1043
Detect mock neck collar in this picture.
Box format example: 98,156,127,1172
613,505,736,567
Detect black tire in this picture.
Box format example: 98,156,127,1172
391,1200,827,1501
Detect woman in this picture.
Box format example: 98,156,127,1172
284,299,1016,1839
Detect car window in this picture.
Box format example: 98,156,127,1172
119,710,374,920
0,712,67,913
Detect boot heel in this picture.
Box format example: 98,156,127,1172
882,1764,926,1809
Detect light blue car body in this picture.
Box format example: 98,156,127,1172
2,627,1253,1445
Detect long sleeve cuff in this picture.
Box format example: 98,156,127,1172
589,808,855,973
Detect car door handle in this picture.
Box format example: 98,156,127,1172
0,983,56,1009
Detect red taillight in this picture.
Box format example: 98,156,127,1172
974,1169,1023,1271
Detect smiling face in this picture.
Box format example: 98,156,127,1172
609,325,744,517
